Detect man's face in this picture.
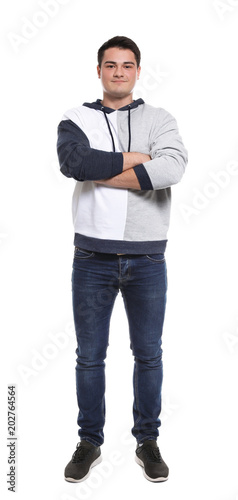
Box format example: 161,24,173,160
97,47,141,100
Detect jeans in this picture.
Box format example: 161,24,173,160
71,247,167,447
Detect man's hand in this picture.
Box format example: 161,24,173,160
95,168,141,190
122,152,151,171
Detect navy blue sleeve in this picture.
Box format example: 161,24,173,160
133,164,153,190
57,119,123,181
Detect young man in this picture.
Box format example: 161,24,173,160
57,36,188,483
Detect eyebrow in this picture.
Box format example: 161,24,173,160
103,60,135,65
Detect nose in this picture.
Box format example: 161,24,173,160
113,65,124,78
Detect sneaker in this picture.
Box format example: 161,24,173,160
64,440,102,482
135,439,169,482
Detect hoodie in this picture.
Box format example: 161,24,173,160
57,98,188,254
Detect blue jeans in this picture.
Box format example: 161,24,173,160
71,247,167,447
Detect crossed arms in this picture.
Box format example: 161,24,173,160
95,152,151,190
57,113,188,191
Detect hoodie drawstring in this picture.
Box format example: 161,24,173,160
102,109,116,152
101,105,131,153
127,105,131,152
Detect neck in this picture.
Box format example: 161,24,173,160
101,93,133,110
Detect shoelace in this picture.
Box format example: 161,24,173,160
72,443,92,463
143,445,162,463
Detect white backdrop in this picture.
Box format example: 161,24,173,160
1,0,238,499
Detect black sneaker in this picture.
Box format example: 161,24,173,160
135,439,169,482
64,440,102,482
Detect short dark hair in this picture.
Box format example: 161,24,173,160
97,36,141,68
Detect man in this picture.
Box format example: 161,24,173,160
57,35,188,483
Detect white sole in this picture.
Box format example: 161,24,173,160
65,455,102,483
135,455,169,482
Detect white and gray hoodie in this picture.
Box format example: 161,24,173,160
57,98,188,254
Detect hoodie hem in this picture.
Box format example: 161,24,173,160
74,233,167,255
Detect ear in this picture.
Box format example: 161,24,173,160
97,65,101,79
137,66,141,80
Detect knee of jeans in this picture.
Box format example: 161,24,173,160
134,354,163,369
131,337,162,361
132,344,163,366
76,346,108,366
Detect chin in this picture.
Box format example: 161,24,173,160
113,90,132,98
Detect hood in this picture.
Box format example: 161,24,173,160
83,98,144,114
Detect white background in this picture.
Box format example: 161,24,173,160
1,0,238,499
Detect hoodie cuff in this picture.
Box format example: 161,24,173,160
133,164,153,190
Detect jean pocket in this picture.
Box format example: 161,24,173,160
145,253,165,263
74,247,95,259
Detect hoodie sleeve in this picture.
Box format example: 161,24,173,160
57,118,123,181
133,108,188,190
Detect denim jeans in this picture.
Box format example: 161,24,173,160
71,247,167,447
